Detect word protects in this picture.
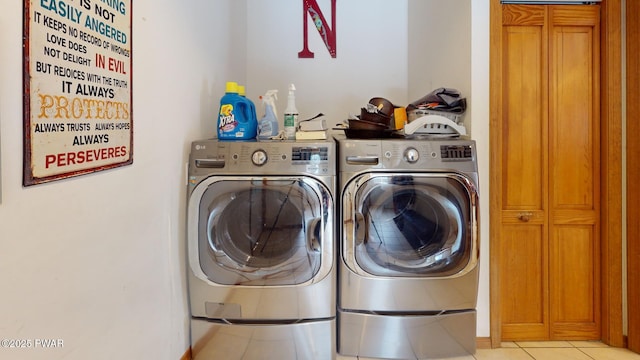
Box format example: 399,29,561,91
38,94,129,120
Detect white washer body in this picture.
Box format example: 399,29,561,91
335,134,480,359
187,139,336,360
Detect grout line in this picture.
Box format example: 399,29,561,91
521,348,541,360
519,344,599,360
576,347,598,360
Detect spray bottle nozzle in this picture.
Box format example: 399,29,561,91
261,90,278,102
266,89,278,100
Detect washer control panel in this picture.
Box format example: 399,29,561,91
190,139,335,176
291,146,330,163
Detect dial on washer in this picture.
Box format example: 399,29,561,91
251,150,268,166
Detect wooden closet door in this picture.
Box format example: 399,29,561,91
548,6,600,340
498,4,600,341
499,5,549,340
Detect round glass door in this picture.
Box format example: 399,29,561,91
211,188,304,267
197,177,332,286
346,174,476,277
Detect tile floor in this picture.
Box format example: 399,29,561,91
337,341,640,360
474,341,640,360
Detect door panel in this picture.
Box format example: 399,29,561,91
548,7,600,340
503,26,545,210
500,4,549,341
498,4,600,341
551,225,599,339
500,225,548,340
550,23,599,210
551,226,596,321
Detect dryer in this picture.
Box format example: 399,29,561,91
335,134,479,359
187,139,336,360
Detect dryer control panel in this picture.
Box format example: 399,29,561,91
440,144,474,161
336,136,477,174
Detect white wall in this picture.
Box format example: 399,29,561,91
408,0,472,129
1,2,492,360
0,1,245,359
246,0,409,126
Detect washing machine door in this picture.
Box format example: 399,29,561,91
190,176,333,286
343,173,478,277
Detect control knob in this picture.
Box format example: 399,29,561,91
404,147,420,163
251,150,268,166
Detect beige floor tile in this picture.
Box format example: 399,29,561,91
569,340,609,348
524,348,592,360
474,348,534,360
500,342,519,348
580,347,640,360
516,341,573,348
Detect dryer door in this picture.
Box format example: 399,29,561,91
190,176,333,286
343,173,478,277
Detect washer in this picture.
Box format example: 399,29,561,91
335,134,479,359
187,139,336,360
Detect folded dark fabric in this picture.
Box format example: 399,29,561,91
407,87,467,114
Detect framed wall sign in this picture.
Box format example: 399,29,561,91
23,0,133,186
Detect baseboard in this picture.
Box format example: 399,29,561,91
477,337,492,349
180,347,191,360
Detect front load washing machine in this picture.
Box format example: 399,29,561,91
187,139,336,360
335,134,479,359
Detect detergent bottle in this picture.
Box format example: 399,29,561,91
217,81,257,140
283,84,299,140
257,90,279,140
238,84,258,125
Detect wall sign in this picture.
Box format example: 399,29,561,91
299,0,336,58
23,0,133,186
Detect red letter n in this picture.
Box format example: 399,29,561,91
298,0,337,58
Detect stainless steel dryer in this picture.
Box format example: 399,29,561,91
335,134,479,359
187,139,336,360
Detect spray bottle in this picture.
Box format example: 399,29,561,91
283,84,299,140
257,90,279,140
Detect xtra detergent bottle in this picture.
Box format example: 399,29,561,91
239,84,258,126
217,81,257,140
